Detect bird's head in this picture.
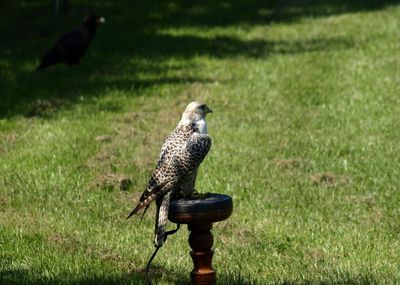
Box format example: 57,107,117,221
182,101,212,122
82,14,105,30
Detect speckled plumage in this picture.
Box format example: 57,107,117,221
128,102,212,247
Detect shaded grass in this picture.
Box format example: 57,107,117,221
0,0,398,117
1,0,400,284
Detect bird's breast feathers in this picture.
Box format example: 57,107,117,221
196,118,208,134
178,118,207,135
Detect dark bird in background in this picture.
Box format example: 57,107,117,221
36,14,105,70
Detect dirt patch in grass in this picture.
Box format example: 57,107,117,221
113,123,138,140
47,233,69,244
95,135,112,143
0,132,19,154
47,233,81,252
219,222,253,245
0,195,8,207
304,248,325,264
27,98,65,117
181,82,212,101
347,194,381,211
100,251,122,261
310,172,350,187
48,233,123,264
365,208,383,225
94,150,115,162
361,208,389,226
118,111,141,124
350,194,377,208
84,148,117,169
1,132,18,145
95,173,132,191
130,264,168,280
276,158,304,169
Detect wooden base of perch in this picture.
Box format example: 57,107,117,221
169,193,233,285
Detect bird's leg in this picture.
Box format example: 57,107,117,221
154,191,172,247
181,169,198,199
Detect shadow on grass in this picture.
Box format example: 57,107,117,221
173,271,380,285
0,267,382,285
0,0,398,117
0,269,148,285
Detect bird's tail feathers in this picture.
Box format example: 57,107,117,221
126,179,176,220
35,47,62,71
154,191,172,247
139,204,150,223
126,193,157,219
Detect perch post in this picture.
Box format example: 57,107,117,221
169,193,233,285
53,0,68,15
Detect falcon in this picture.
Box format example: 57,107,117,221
36,14,105,70
127,102,213,247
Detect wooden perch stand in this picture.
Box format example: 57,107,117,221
169,193,233,285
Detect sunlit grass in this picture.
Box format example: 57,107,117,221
1,1,400,284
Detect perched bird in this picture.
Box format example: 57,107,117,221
36,14,105,70
128,102,213,247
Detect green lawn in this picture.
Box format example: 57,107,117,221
1,0,400,284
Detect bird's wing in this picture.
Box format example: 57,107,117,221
151,132,212,194
127,133,211,218
54,29,90,58
126,132,181,219
37,29,87,69
173,133,212,177
155,132,176,168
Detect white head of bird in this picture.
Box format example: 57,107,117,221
181,102,212,134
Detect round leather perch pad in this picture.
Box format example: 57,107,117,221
168,193,233,224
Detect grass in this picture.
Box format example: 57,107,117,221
1,0,400,284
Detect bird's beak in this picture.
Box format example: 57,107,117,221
98,17,106,24
205,105,213,114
